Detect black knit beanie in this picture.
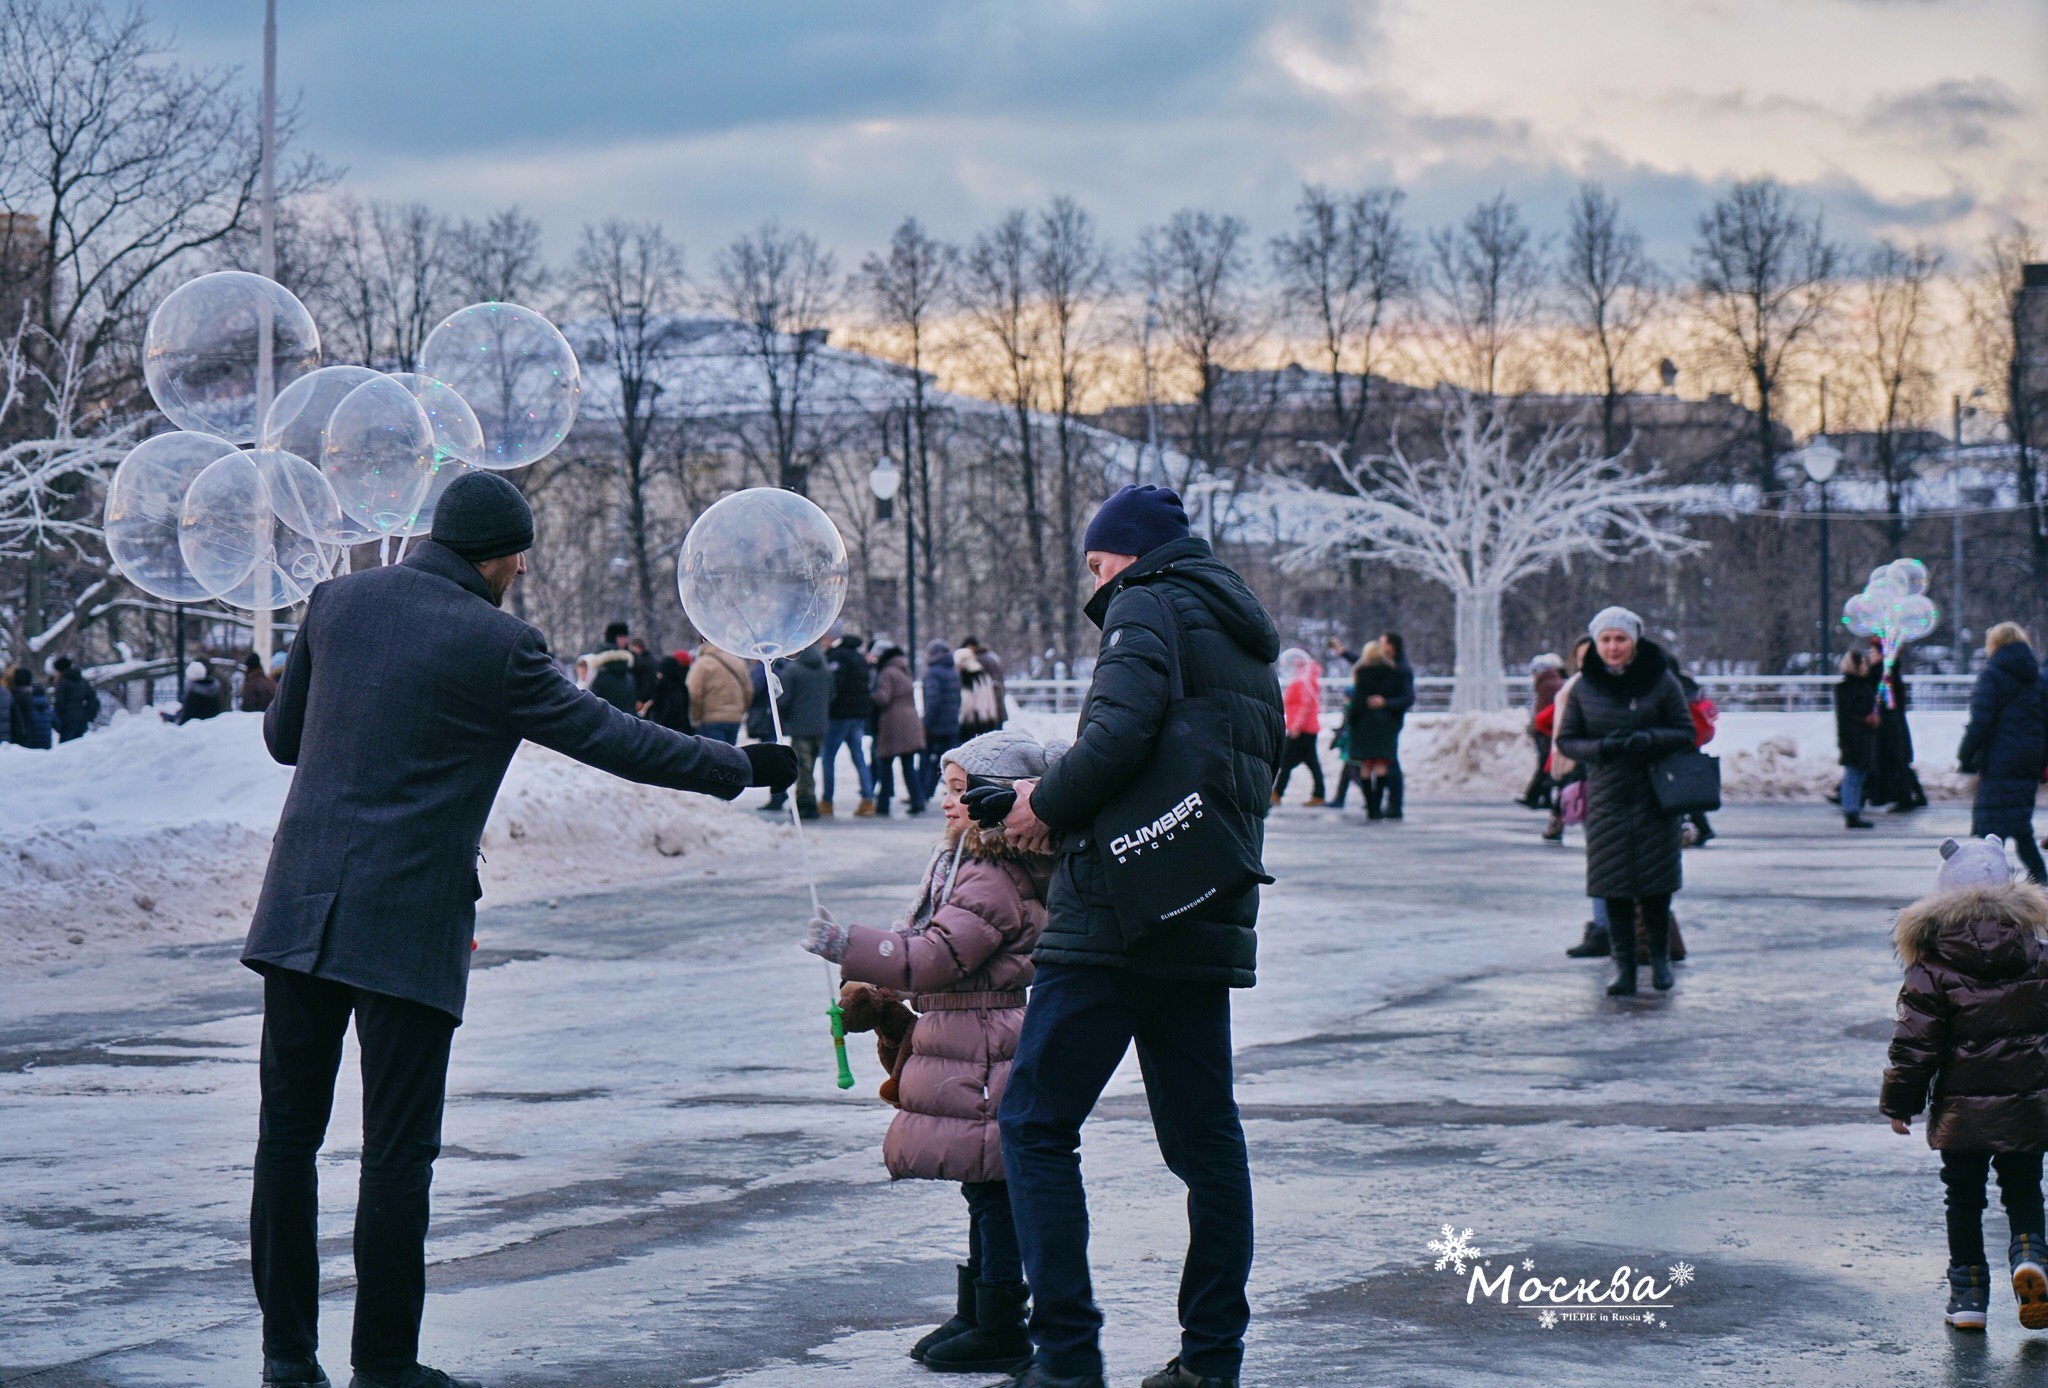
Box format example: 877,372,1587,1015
432,472,533,561
1082,484,1189,558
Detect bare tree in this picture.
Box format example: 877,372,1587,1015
859,216,956,613
314,197,456,370
0,315,132,562
1269,185,1412,463
1962,222,2046,628
1844,239,1943,554
961,210,1051,652
573,219,687,635
1425,193,1545,399
1138,208,1270,489
710,221,840,494
1691,178,1841,494
1560,183,1662,455
451,206,550,307
1284,391,1695,711
1033,196,1112,660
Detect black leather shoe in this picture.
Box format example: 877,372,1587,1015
1142,1358,1238,1388
263,1359,330,1387
348,1368,481,1388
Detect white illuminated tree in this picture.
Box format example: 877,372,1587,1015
1283,391,1697,712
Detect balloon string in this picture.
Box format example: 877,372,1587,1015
763,662,833,1003
396,533,413,563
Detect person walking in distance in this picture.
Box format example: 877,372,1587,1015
1957,623,2048,884
979,483,1284,1388
239,473,795,1388
1271,650,1325,806
1375,632,1415,819
686,642,751,745
1835,648,1882,831
823,631,877,816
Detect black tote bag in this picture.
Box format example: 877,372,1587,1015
1091,590,1272,945
1649,748,1721,815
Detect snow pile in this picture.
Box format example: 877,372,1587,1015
0,712,777,964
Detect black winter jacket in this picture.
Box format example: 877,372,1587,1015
827,637,874,720
1030,538,1284,987
53,668,98,740
776,645,833,739
1835,670,1880,771
10,681,53,746
1555,640,1694,900
1958,642,2048,840
1346,663,1406,762
174,677,223,726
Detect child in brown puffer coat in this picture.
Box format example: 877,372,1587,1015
801,727,1065,1375
1883,835,2048,1332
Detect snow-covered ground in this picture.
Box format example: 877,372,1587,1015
0,712,779,966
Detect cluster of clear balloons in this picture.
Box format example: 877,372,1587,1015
105,271,582,611
676,488,849,662
1843,558,1940,670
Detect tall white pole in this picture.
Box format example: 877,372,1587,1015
253,0,278,661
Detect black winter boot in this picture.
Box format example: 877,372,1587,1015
2012,1233,2048,1329
263,1359,330,1387
922,1280,1031,1373
1565,921,1610,958
1142,1357,1239,1388
1606,932,1637,996
346,1368,480,1388
1644,911,1674,991
1364,776,1384,820
911,1264,978,1362
1947,1262,1990,1330
1845,811,1875,829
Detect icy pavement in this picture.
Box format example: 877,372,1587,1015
6,794,2048,1386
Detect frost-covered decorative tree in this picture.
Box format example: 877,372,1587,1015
1283,391,1696,712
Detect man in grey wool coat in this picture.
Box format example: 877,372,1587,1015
240,471,798,1388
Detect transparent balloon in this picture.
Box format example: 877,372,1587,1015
1894,593,1939,643
144,272,320,442
260,364,379,464
677,488,848,660
1889,558,1931,597
321,376,436,540
179,451,332,611
1842,592,1883,637
250,448,348,546
419,302,581,470
387,372,485,466
103,431,240,601
1866,564,1905,597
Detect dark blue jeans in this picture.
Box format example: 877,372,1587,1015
965,1179,1022,1284
999,961,1253,1380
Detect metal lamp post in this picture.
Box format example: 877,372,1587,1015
869,451,913,657
1799,434,1842,670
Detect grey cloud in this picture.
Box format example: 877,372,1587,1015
1862,77,2025,149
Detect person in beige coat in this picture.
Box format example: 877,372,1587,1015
685,643,751,743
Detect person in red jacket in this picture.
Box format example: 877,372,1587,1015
1272,649,1325,806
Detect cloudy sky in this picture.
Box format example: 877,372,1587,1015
152,0,2046,265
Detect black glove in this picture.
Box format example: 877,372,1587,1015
1624,730,1655,757
743,742,799,793
962,784,1016,829
1599,732,1627,760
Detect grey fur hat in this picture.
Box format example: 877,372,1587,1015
1939,835,2013,892
1587,606,1643,642
942,728,1069,782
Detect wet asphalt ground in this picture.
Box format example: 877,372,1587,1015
7,796,2048,1386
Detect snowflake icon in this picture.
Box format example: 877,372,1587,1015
1668,1261,1695,1287
1537,1309,1559,1330
1522,1258,1536,1272
1427,1224,1482,1274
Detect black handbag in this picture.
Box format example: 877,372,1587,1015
1091,589,1273,945
1650,748,1721,815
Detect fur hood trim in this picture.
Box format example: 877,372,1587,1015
948,818,1052,865
1894,880,2048,966
1576,638,1671,700
584,648,632,670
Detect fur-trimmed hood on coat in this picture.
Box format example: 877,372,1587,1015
1573,638,1673,701
1894,880,2048,976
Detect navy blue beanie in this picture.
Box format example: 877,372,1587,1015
1082,484,1189,558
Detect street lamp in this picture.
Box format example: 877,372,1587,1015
869,448,914,656
1799,433,1842,671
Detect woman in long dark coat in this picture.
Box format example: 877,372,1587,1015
1957,622,2048,884
1866,641,1927,812
1555,607,1696,996
1346,642,1407,821
1834,648,1881,831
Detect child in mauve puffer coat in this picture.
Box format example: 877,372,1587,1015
801,727,1064,1376
1883,835,2048,1333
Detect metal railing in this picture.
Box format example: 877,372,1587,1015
1006,673,1979,716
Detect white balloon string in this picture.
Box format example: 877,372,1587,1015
763,659,833,1002
379,535,390,567
396,533,413,563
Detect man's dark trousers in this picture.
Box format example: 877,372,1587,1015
251,967,456,1375
999,961,1253,1381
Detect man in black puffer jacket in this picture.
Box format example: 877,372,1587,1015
989,484,1283,1388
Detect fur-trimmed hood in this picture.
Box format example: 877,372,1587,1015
1575,637,1673,701
949,818,1052,865
583,648,632,671
1894,880,2048,975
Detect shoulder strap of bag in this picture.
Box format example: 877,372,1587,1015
1135,583,1189,702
